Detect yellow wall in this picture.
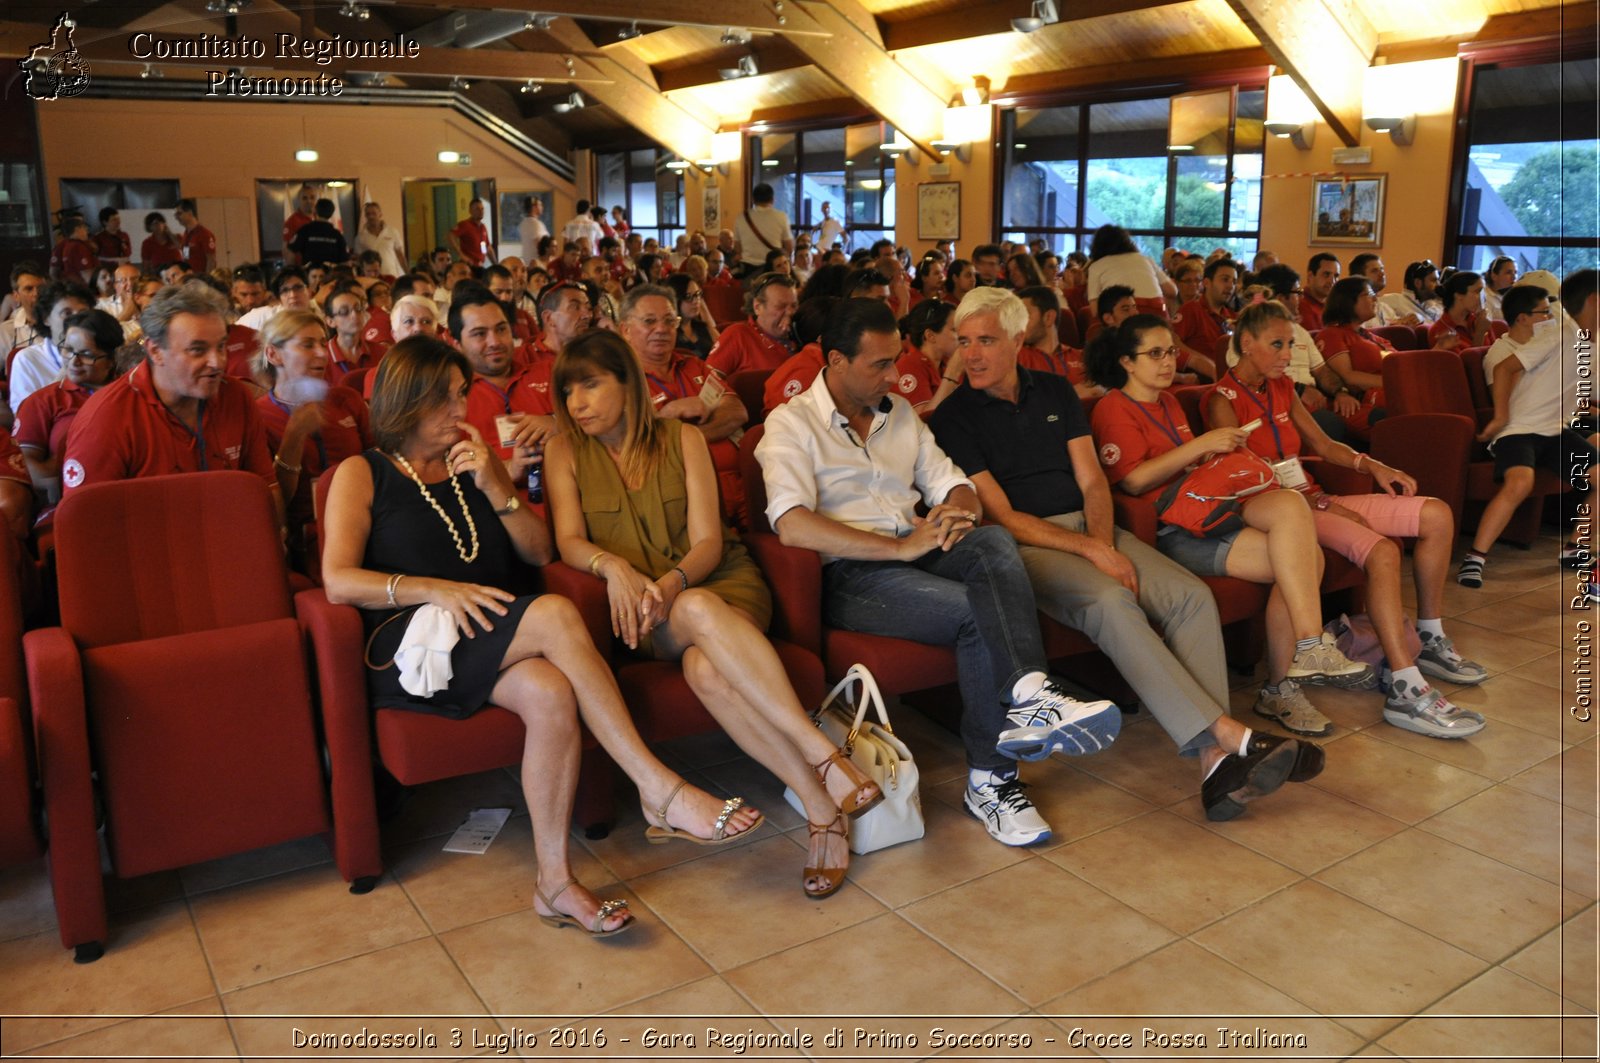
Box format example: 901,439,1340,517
894,131,996,258
1258,59,1462,280
35,98,577,265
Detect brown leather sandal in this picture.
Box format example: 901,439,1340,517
803,812,849,900
812,749,882,818
534,878,633,937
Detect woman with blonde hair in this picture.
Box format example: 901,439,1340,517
544,329,881,899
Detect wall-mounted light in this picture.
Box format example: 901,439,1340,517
932,103,991,161
879,125,913,159
295,149,319,162
760,158,781,168
1011,0,1057,33
519,80,542,94
1363,113,1416,145
449,76,471,91
437,150,461,164
551,91,585,113
1265,74,1317,150
664,158,691,172
709,130,742,166
961,75,991,107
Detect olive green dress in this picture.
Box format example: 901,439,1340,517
572,419,772,658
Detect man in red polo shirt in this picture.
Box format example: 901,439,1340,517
61,283,279,518
175,199,218,276
1172,257,1237,380
92,207,132,266
1300,253,1339,331
50,215,98,286
449,286,555,485
450,199,495,268
484,265,540,347
1016,285,1099,399
281,183,318,267
707,272,798,376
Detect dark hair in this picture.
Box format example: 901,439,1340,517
232,264,266,286
1088,224,1137,262
763,248,788,270
321,280,366,319
1403,260,1439,293
798,263,851,303
162,261,190,276
143,211,166,232
39,281,95,337
792,296,838,348
751,183,775,205
315,198,335,219
822,297,899,361
902,298,955,349
357,249,382,268
1016,285,1060,316
1348,253,1380,279
62,308,125,361
176,197,197,215
575,199,591,214
1085,313,1171,389
843,267,890,298
98,206,118,225
664,271,699,307
971,243,1002,263
635,253,661,283
537,235,555,258
1439,270,1481,310
552,329,663,486
944,259,972,294
1254,263,1302,299
270,267,307,295
598,236,619,253
1501,284,1550,324
1203,257,1239,282
1307,252,1340,276
1486,255,1515,279
10,261,45,290
1561,269,1598,315
447,282,512,339
1007,253,1045,288
483,264,513,285
870,239,895,258
1095,284,1135,321
1322,276,1372,326
369,336,474,452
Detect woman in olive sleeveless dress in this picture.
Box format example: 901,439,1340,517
544,330,882,899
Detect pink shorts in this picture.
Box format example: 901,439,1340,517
1313,493,1429,568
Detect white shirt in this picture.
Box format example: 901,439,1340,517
8,338,65,415
1376,291,1442,325
561,217,604,248
353,223,407,278
756,370,973,565
1483,315,1575,441
735,205,791,267
0,308,40,355
817,216,845,251
517,215,549,253
1086,252,1166,300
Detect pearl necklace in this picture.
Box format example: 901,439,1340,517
392,452,479,563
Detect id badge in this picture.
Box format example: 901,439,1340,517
493,414,520,448
698,370,727,412
1270,456,1310,491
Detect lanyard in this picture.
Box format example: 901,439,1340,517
170,401,209,470
1227,369,1285,458
480,378,515,414
267,391,328,467
646,363,690,400
1115,389,1185,449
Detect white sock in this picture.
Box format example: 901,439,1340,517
1390,665,1427,699
1009,671,1048,706
969,766,1016,790
1417,618,1445,640
1237,727,1254,757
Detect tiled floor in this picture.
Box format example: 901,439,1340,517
1,541,1596,1061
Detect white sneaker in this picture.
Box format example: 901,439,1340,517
1384,682,1487,739
995,679,1121,761
964,775,1051,847
1289,634,1378,689
1417,632,1488,685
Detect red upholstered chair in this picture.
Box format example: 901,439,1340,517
1075,306,1096,346
704,286,746,329
1460,347,1493,425
1372,325,1421,352
729,369,773,427
339,366,373,396
0,533,42,872
1063,284,1089,314
25,473,353,962
1056,309,1081,350
1382,349,1474,417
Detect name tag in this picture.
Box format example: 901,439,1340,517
1270,456,1310,491
698,370,727,412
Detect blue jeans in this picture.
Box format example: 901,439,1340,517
822,524,1047,771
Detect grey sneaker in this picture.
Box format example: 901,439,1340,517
995,680,1121,761
1289,634,1378,689
1383,682,1486,739
964,776,1051,846
1253,680,1333,737
1417,632,1488,685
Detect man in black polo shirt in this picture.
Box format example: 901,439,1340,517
287,198,349,268
929,288,1323,821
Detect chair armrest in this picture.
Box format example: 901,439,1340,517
0,695,42,865
745,530,822,655
1316,461,1373,498
294,589,382,884
540,562,614,663
24,626,105,950
1112,493,1159,546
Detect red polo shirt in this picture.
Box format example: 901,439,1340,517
1173,298,1233,361
363,314,394,347
181,225,217,273
328,332,385,384
464,368,554,465
764,343,826,416
92,229,132,262
893,340,943,413
1427,314,1478,349
61,360,275,494
14,378,97,462
256,384,372,528
1018,343,1084,384
707,319,796,377
51,238,98,284
141,235,183,269
641,350,744,524
1089,389,1196,504
452,219,493,266
282,211,314,253
224,324,259,380
1298,295,1325,332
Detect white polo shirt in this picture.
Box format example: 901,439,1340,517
756,369,973,564
1483,313,1578,441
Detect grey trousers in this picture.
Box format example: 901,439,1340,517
1018,513,1227,754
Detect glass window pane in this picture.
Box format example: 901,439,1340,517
755,133,799,223
597,153,626,220
1003,106,1080,233
1228,150,1262,233
1085,98,1170,232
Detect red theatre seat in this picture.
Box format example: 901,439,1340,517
25,473,354,962
0,533,42,872
703,286,746,329
1371,325,1421,352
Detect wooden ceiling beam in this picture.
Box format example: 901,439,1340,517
1376,3,1597,63
1226,0,1375,145
655,38,811,91
881,0,1176,51
994,47,1274,99
376,0,830,37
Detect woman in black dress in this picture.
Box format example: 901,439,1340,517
321,336,763,938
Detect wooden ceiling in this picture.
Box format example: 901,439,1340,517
1,0,1589,162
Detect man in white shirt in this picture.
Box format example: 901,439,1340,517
352,201,406,278
561,198,604,248
517,196,549,254
734,183,790,276
1349,253,1421,328
755,297,1121,848
815,201,845,253
1459,272,1600,587
0,262,46,356
9,280,93,416
1376,260,1443,325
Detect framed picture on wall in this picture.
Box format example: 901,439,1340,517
917,182,960,242
1308,174,1386,247
702,185,721,233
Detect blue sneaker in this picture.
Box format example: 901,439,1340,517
996,680,1120,761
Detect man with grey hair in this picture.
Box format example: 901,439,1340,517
61,283,279,517
928,287,1322,823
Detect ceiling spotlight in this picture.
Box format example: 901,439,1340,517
449,76,470,91
204,0,248,14
719,27,751,45
139,62,162,79
524,13,555,30
1010,0,1057,32
717,53,759,80
519,80,543,94
338,0,371,19
552,91,585,113
616,20,641,39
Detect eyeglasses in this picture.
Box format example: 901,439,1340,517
279,283,308,294
63,348,111,364
629,314,681,331
1286,288,1305,296
1136,346,1181,362
329,305,363,317
684,291,703,301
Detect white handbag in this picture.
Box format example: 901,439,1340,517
783,663,925,854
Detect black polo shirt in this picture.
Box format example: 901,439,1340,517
930,367,1091,518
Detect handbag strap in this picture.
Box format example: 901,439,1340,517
821,663,893,753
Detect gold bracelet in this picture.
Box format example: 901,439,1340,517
588,550,608,577
1353,452,1367,471
274,454,302,474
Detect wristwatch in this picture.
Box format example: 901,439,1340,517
496,494,522,516
1312,492,1333,511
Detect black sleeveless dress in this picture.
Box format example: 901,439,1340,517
360,450,537,718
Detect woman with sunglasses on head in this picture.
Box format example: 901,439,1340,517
910,253,946,309
545,329,879,898
664,273,717,358
1427,270,1492,351
14,308,121,503
1088,313,1371,739
1208,300,1487,739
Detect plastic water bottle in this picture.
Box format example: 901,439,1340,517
527,461,544,503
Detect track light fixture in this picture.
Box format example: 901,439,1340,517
1010,0,1057,32
519,80,543,94
552,91,585,113
524,13,555,30
717,53,759,80
616,20,641,39
720,27,752,45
